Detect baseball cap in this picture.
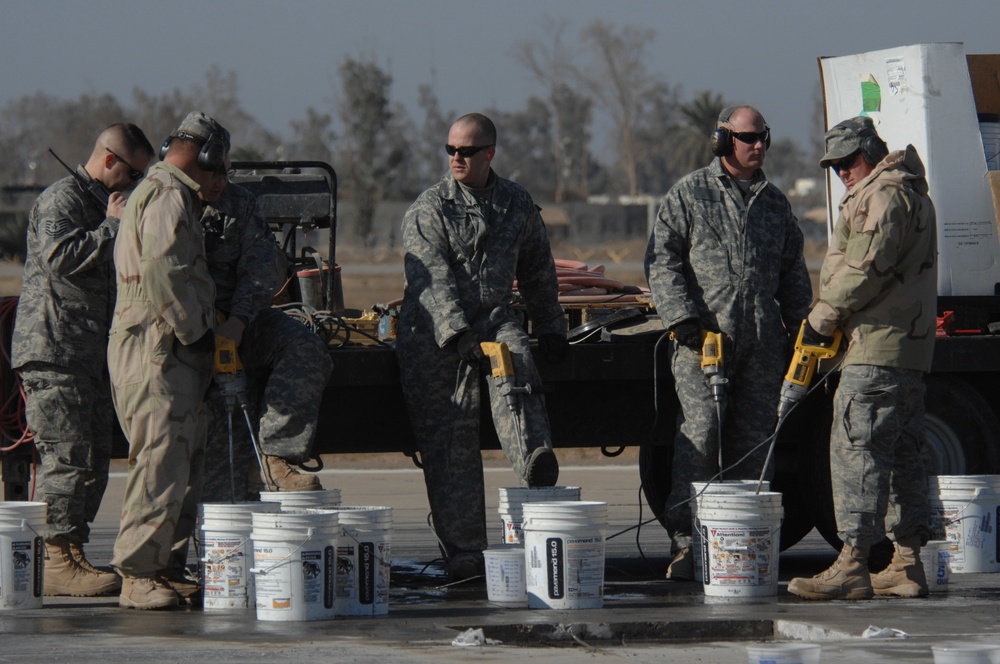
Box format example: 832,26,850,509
819,116,878,169
173,111,231,149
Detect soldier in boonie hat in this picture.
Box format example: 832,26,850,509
819,116,880,169
172,111,231,150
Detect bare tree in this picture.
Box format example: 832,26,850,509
412,82,453,188
337,57,407,248
577,20,662,196
512,17,593,201
288,107,336,164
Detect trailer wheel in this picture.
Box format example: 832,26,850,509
638,440,815,551
810,373,1000,566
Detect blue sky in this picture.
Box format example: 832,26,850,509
2,0,998,148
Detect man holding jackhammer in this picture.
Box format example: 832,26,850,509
199,182,332,502
788,117,937,601
644,105,812,580
396,112,567,582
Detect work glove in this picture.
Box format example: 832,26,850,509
538,333,569,364
801,319,836,348
455,330,485,363
670,319,701,350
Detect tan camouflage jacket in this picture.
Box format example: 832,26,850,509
110,161,215,346
808,146,938,371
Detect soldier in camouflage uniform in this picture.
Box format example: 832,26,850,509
108,112,229,610
12,123,153,597
644,106,812,580
199,183,332,503
789,117,937,601
397,113,567,581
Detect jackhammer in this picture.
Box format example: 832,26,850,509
212,323,273,497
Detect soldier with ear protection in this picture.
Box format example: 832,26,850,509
644,105,812,580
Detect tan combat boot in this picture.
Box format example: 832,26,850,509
119,576,180,610
261,455,322,491
67,541,122,592
787,545,873,600
870,536,929,597
44,539,121,597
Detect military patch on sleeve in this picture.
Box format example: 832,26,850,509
693,186,721,203
45,218,72,238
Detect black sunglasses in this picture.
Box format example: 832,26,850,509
732,130,770,145
105,148,144,181
445,144,494,158
829,150,861,173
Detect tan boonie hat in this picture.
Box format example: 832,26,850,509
819,116,878,169
173,111,230,149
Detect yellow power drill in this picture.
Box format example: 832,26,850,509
212,317,273,496
776,321,843,422
480,341,535,452
700,331,727,475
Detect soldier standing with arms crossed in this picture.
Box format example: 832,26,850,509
13,123,153,596
108,112,229,610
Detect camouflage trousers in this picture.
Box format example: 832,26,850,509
201,308,333,503
108,330,212,577
664,341,783,551
831,364,930,548
20,363,114,543
397,320,552,558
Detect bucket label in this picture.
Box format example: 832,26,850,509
32,537,43,597
254,544,292,610
11,539,33,595
300,550,325,606
704,525,775,587
324,546,335,609
545,537,563,599
359,542,375,605
203,535,247,598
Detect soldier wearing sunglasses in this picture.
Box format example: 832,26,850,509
789,117,936,601
397,112,567,582
12,122,153,597
644,105,812,580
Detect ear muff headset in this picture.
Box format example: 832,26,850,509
710,107,771,157
860,134,889,166
158,131,228,171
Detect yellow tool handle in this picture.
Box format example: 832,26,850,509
783,321,842,387
214,314,244,374
700,330,723,371
480,341,514,379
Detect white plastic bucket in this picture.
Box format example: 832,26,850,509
690,480,770,583
250,509,339,621
199,501,281,610
931,642,1000,664
746,642,821,664
928,475,1000,573
258,489,341,511
333,506,392,616
923,540,951,593
697,492,783,598
498,486,580,544
523,501,606,609
0,502,46,610
484,546,526,605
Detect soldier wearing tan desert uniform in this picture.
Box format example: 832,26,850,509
644,106,812,580
108,112,229,610
12,123,153,597
788,117,937,601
